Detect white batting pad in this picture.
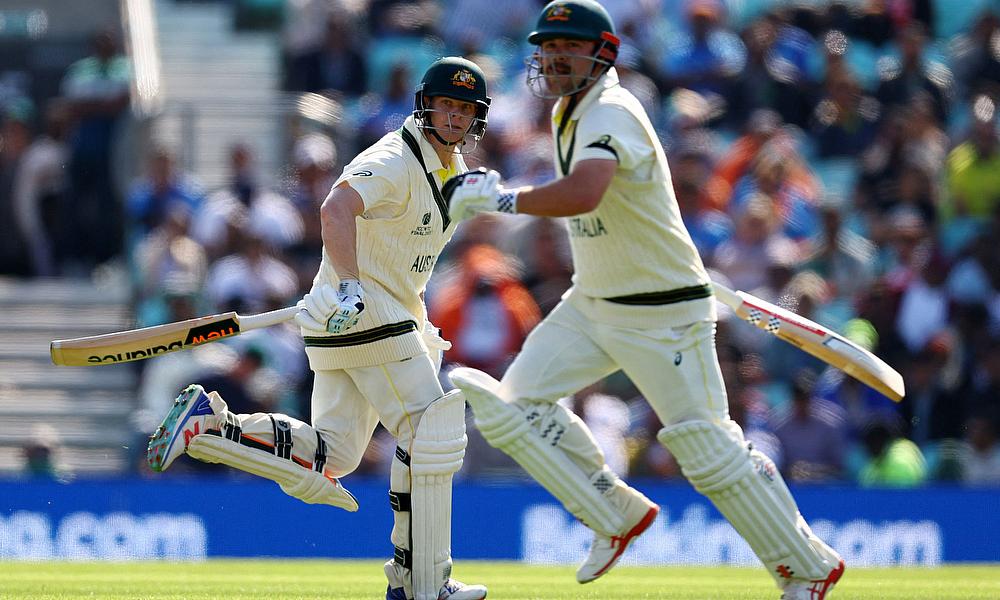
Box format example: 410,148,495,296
187,434,358,511
657,420,840,583
409,389,467,600
449,367,625,537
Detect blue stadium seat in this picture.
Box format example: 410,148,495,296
933,0,994,39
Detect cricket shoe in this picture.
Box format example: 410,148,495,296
437,579,487,600
384,560,487,600
780,559,845,600
576,485,660,583
147,384,221,472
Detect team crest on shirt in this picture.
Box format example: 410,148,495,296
546,4,571,21
411,212,433,236
452,70,477,90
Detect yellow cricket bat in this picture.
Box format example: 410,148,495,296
712,283,905,402
50,305,301,367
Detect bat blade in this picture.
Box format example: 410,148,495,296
50,312,243,366
712,283,905,402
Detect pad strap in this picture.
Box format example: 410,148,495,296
222,411,242,442
313,431,327,473
270,416,293,460
394,545,413,570
389,491,412,512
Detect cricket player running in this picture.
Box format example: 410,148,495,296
443,2,844,598
146,57,490,600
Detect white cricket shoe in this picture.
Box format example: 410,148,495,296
384,560,487,600
437,579,487,600
147,385,221,472
576,488,660,583
780,560,845,600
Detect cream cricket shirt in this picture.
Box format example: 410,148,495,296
304,116,463,370
551,67,715,328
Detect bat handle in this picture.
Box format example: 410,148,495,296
709,282,743,310
239,305,303,332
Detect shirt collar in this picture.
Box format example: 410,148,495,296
402,115,445,173
553,67,620,125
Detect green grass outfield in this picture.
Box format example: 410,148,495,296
2,560,999,599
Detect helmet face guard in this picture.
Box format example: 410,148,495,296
525,31,619,99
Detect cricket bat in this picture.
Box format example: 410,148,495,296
712,283,905,402
50,305,301,367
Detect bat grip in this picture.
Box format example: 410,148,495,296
709,282,742,310
239,305,302,332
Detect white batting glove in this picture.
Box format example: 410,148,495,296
421,319,452,352
295,280,365,334
443,168,518,222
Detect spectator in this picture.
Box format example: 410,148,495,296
511,218,573,316
133,203,207,321
21,424,68,481
569,384,633,477
60,27,131,269
431,244,541,379
800,203,877,300
730,11,816,128
287,132,338,286
204,225,299,314
906,333,966,445
771,370,848,482
0,98,35,275
858,419,928,487
193,346,277,416
875,23,949,125
810,69,880,160
945,96,1000,221
895,250,951,354
659,0,746,102
950,11,1000,101
357,63,412,148
192,144,303,259
960,413,1000,485
966,338,1000,419
126,145,203,242
729,141,820,240
705,109,815,212
712,193,799,293
289,15,368,97
673,142,733,260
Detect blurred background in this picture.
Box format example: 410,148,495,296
0,0,998,565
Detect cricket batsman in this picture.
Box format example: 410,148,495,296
443,2,845,598
146,57,491,600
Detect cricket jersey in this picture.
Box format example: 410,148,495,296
304,116,463,370
550,67,715,328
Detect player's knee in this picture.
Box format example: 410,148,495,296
411,390,467,477
657,419,752,494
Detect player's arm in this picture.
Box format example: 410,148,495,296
444,159,616,220
509,159,617,217
319,181,365,280
295,182,366,334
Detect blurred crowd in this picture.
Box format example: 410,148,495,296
4,0,1000,488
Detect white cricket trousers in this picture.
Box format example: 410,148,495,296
309,353,445,477
499,294,730,428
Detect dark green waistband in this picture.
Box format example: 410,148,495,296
304,320,417,348
604,284,712,306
